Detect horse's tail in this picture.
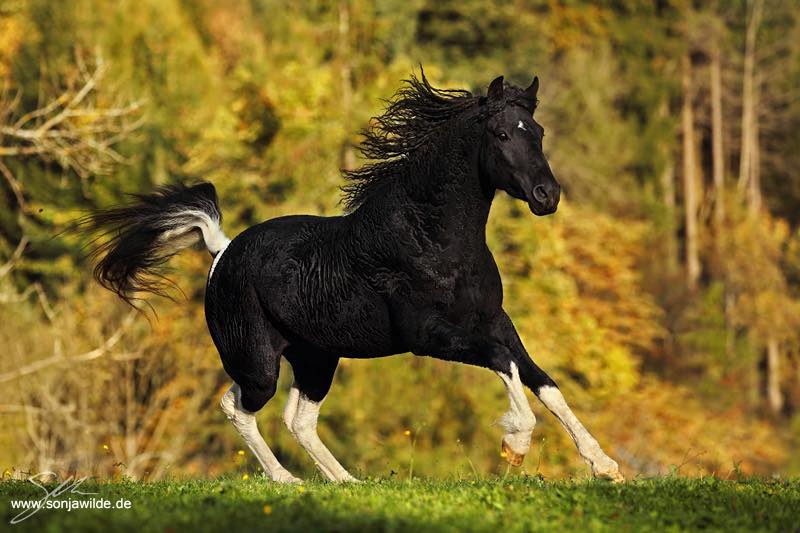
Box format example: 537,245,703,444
81,181,229,306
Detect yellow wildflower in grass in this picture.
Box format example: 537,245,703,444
237,450,245,456
297,486,305,493
242,473,249,481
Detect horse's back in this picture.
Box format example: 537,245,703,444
206,213,396,358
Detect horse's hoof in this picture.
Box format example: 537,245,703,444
592,459,624,483
272,471,303,484
597,469,625,483
592,467,624,483
501,439,525,467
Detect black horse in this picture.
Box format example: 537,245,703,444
86,72,623,482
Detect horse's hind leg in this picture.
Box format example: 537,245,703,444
210,288,300,483
282,355,358,482
219,383,300,483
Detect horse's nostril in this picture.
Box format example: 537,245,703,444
533,185,548,204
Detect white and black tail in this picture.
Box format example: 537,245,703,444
82,182,229,306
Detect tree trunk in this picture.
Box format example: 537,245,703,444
681,53,701,291
710,38,725,229
748,70,762,213
710,31,736,361
739,1,769,411
661,160,678,275
749,352,761,409
738,0,763,216
767,337,783,414
658,100,678,275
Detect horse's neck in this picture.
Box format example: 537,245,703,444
422,137,491,240
428,169,492,240
362,154,492,248
352,122,492,249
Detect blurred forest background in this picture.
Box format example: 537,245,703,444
1,0,799,481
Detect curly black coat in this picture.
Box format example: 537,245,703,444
87,71,561,414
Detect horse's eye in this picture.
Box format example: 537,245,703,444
497,132,509,141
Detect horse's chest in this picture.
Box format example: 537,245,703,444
411,255,502,320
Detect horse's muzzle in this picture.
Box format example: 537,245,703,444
528,182,560,216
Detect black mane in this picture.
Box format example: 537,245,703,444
341,70,537,210
341,70,482,210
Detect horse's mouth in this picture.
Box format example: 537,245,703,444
528,199,558,216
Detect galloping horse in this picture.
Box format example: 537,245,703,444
86,71,623,482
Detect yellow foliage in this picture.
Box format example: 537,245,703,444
1,0,797,482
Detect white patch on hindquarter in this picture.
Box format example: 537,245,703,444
495,362,536,454
517,120,527,131
208,238,231,280
537,385,621,479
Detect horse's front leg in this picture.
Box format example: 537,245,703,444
494,358,537,467
410,315,536,467
490,312,624,482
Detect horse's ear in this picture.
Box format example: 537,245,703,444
520,76,539,112
487,76,504,101
526,76,539,99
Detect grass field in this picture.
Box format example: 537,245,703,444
1,476,798,532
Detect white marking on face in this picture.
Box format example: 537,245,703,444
517,120,527,131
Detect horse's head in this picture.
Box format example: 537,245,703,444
479,75,560,216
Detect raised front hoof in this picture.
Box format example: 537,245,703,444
501,439,525,467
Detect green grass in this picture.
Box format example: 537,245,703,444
1,476,798,532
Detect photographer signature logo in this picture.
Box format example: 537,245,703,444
9,472,98,525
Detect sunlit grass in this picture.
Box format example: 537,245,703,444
1,476,798,532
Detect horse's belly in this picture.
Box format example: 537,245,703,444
267,282,397,357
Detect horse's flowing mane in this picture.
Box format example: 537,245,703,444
341,69,483,210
